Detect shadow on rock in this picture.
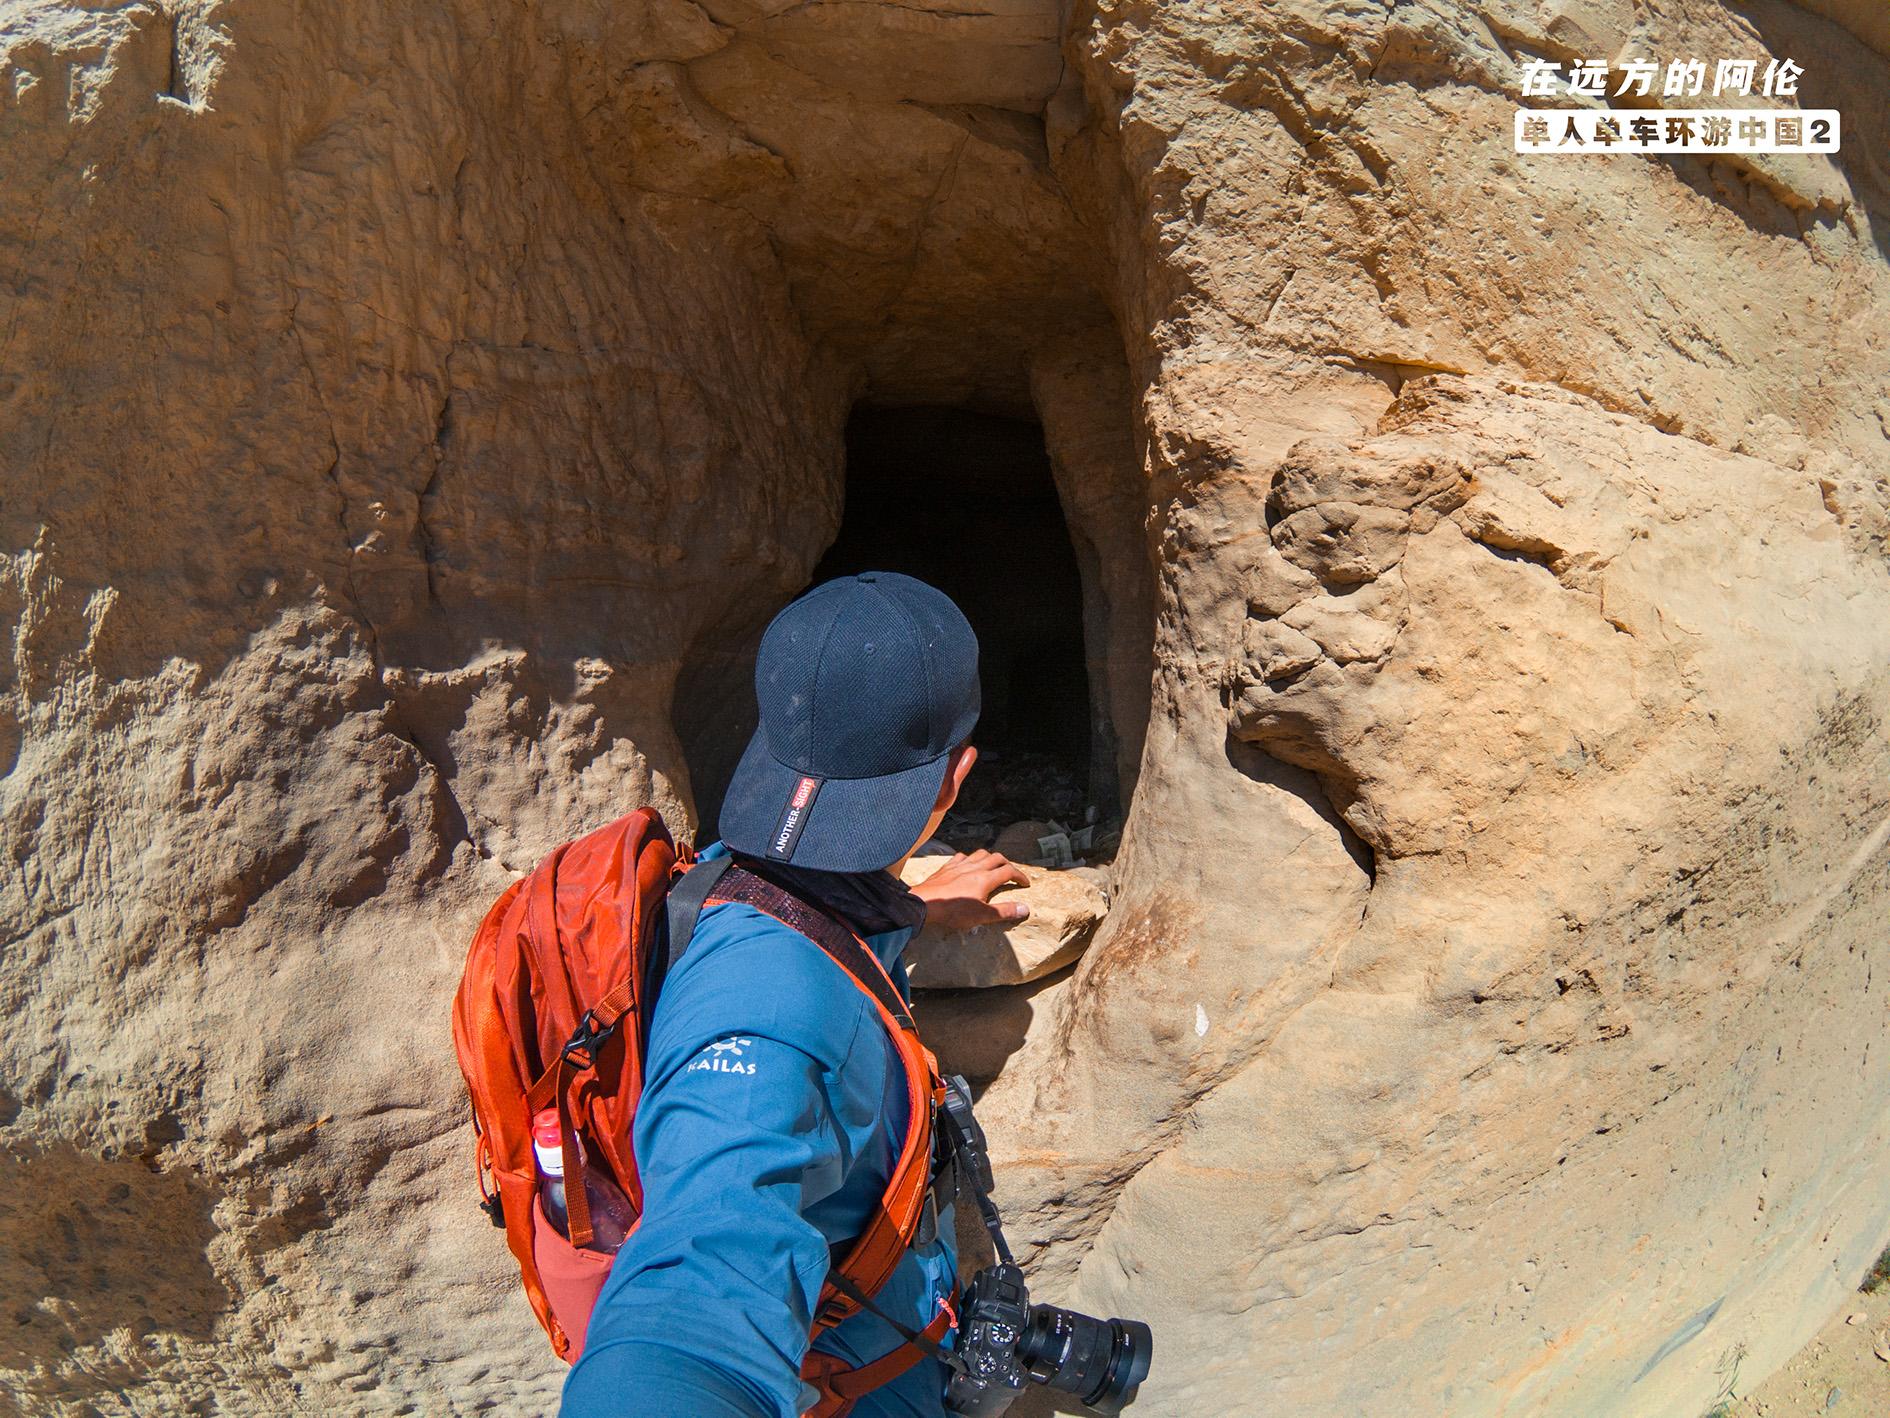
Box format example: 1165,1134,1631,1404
0,1141,231,1366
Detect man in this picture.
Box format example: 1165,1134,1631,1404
563,572,1028,1418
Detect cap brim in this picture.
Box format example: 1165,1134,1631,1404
717,727,952,873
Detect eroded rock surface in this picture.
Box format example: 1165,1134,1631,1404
2,0,1887,1414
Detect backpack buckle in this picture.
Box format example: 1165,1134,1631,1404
561,1009,620,1071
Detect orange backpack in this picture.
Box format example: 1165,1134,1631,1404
450,807,951,1413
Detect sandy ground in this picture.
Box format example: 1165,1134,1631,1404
1726,1285,1890,1417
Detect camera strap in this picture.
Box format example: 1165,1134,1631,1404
821,1077,1015,1376
937,1075,1015,1265
827,1272,968,1375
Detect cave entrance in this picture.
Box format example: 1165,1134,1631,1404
810,406,1114,862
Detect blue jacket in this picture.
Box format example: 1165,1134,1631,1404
562,844,957,1417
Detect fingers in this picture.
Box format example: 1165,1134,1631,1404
917,850,1035,926
959,849,1025,877
936,849,1003,881
928,896,1030,930
968,891,1030,924
943,851,1028,891
974,855,1029,894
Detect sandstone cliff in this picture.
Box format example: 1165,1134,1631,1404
2,0,1886,1414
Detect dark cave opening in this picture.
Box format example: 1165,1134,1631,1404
810,407,1104,854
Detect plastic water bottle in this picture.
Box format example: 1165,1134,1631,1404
531,1108,635,1253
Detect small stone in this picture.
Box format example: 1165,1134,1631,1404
991,819,1059,861
1845,1310,1865,1324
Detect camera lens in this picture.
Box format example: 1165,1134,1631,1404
1015,1304,1153,1414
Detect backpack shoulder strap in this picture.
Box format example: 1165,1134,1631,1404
666,854,735,961
702,865,940,1329
644,854,734,1029
703,866,916,1030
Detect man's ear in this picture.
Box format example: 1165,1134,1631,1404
936,743,978,810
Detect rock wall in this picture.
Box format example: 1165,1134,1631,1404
1,1,1886,1415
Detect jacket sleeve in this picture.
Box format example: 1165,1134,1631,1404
562,939,864,1418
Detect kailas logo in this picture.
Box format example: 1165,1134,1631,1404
767,775,823,860
687,1036,757,1076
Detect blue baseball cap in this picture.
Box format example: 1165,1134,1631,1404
718,573,981,873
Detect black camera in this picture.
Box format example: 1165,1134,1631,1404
943,1260,1153,1416
932,1075,1153,1414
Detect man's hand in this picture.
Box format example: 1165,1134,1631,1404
909,850,1031,932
